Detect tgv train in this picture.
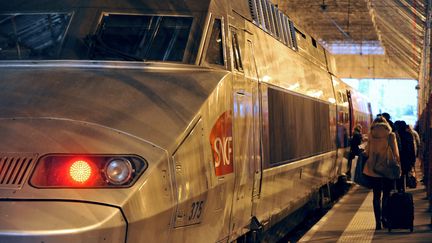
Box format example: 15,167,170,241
0,0,372,242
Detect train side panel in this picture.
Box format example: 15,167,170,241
239,14,339,235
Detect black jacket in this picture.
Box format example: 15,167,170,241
349,131,362,158
397,129,416,174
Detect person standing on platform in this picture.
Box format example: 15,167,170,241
394,120,416,190
381,112,395,131
363,116,400,230
407,124,420,158
347,124,363,180
408,124,421,180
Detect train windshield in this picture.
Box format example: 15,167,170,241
0,13,195,62
0,13,72,60
88,14,194,62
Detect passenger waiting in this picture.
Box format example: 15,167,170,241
362,116,400,230
347,124,363,180
394,120,416,191
381,112,395,131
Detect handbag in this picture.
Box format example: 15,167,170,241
373,136,401,179
354,153,372,188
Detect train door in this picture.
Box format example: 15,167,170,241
244,34,262,211
228,26,261,240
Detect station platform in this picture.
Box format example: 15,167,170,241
298,177,432,242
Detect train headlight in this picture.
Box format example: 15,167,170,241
30,155,147,188
105,158,133,185
69,160,92,183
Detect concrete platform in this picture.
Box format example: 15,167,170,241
298,180,432,242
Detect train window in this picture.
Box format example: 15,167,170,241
0,13,72,60
337,91,343,103
337,123,349,148
282,16,292,48
249,0,299,49
231,31,243,72
267,87,332,164
254,0,265,29
342,92,348,103
205,18,224,66
312,38,317,48
295,27,306,39
278,12,286,44
260,0,270,31
89,14,193,62
256,0,264,29
249,0,261,25
273,7,281,39
266,1,275,35
288,20,298,50
268,5,277,37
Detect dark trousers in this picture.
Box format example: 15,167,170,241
346,153,356,178
369,176,393,225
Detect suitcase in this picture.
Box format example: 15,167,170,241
387,178,414,232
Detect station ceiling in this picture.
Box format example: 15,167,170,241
273,0,427,79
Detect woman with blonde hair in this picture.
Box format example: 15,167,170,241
363,116,400,230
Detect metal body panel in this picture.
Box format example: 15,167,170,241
254,152,337,228
0,63,227,151
0,201,125,243
244,21,335,103
229,89,256,239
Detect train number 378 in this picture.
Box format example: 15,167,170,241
189,200,204,220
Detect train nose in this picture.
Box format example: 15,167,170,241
0,201,126,242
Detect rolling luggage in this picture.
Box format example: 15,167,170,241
387,178,414,232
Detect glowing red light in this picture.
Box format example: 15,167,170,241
69,160,92,183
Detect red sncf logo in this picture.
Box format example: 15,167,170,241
209,111,233,176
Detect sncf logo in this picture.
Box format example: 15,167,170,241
209,111,233,176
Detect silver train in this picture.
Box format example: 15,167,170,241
0,0,372,242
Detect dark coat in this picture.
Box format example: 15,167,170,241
397,129,416,174
349,131,362,159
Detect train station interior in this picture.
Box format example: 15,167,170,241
1,1,432,243
274,0,432,242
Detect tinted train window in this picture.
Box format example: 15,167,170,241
205,18,224,66
0,13,72,60
231,31,243,71
268,88,332,164
90,14,193,62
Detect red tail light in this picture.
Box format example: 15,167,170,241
30,155,147,188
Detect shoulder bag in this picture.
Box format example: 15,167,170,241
373,135,401,179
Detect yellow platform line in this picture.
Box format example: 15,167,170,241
298,186,356,242
337,191,375,243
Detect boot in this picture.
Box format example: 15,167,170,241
375,221,382,230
